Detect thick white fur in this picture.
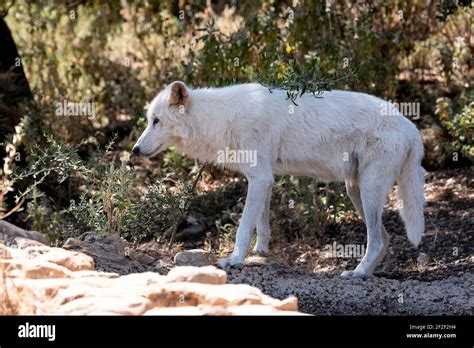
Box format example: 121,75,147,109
134,81,426,277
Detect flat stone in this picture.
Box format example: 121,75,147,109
174,249,217,267
166,266,227,285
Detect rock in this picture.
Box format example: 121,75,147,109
135,252,155,265
9,244,94,271
166,266,227,285
9,236,46,249
144,306,213,315
145,282,297,310
143,304,306,316
223,304,304,315
274,296,299,311
73,270,119,279
0,239,301,315
245,254,280,266
2,259,73,279
0,220,47,244
174,249,217,266
63,232,146,275
32,247,94,271
0,241,11,259
63,232,128,260
54,295,154,315
417,253,431,267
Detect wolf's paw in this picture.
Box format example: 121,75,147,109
340,270,370,279
217,256,244,269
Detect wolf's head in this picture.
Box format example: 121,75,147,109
132,81,190,157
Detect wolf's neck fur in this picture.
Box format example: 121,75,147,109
173,88,237,164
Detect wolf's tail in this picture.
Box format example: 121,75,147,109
396,137,426,247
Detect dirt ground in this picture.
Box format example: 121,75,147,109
226,264,472,315
270,167,473,282
62,167,474,315
225,167,473,314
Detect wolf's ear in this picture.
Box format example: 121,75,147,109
169,81,189,110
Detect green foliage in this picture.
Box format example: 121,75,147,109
25,188,63,241
436,92,474,160
6,0,472,156
272,176,351,239
12,136,191,243
436,0,472,21
259,58,355,104
66,161,137,237
163,147,194,173
2,1,472,246
63,142,199,243
13,134,89,201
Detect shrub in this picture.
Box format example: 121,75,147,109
435,93,474,161
2,1,471,246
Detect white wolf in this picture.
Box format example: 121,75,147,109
133,81,425,277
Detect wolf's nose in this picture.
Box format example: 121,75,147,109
132,146,140,155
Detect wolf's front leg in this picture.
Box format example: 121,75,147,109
217,176,273,268
253,188,272,254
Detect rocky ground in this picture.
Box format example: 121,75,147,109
1,168,472,315
227,262,472,315
0,221,299,315
229,167,472,315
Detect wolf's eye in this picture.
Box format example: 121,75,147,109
153,118,160,126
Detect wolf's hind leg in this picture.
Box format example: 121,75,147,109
341,168,393,278
345,179,390,262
